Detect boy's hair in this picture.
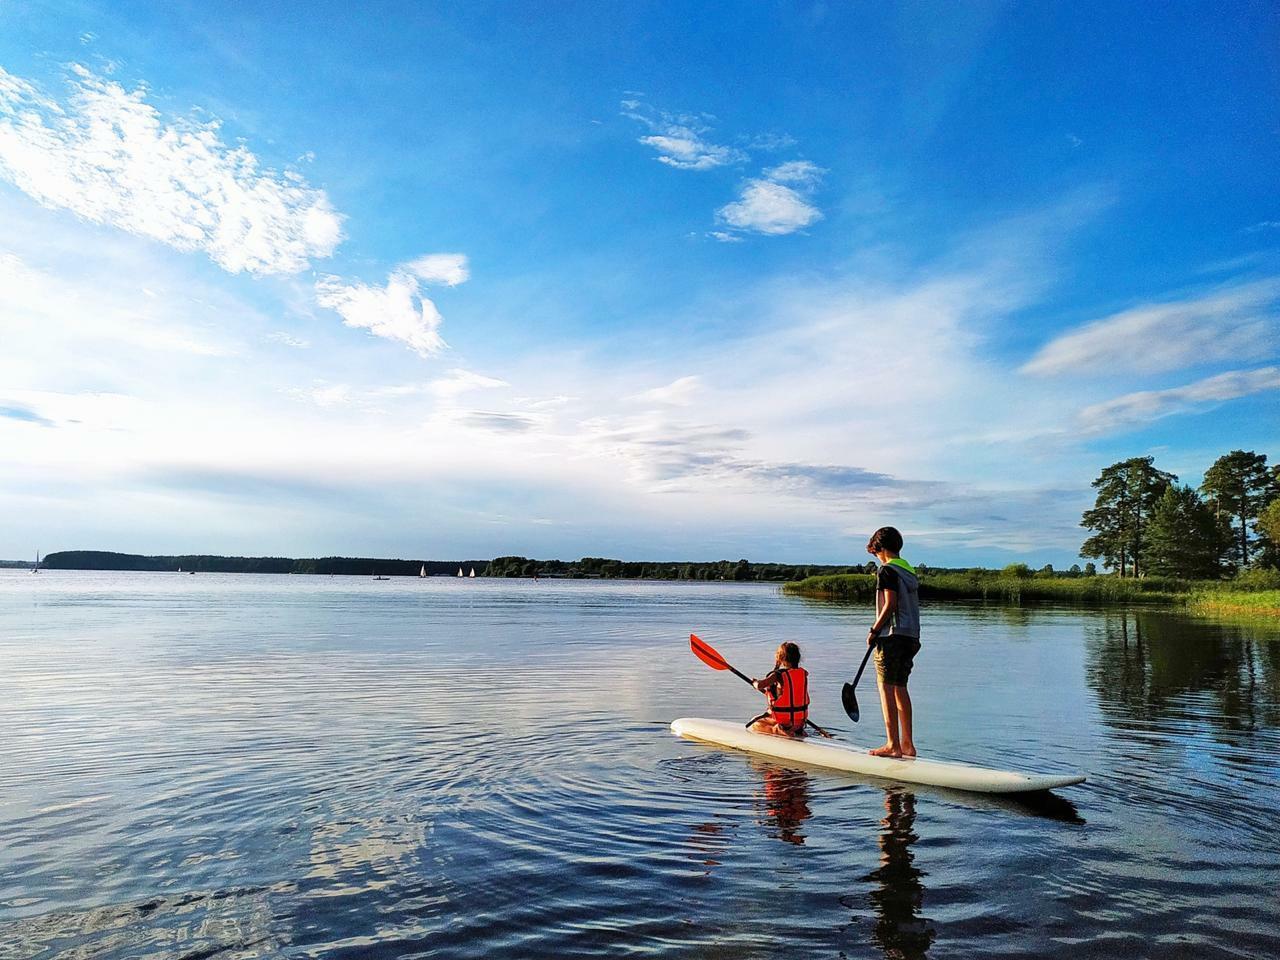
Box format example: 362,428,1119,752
777,641,801,667
866,526,904,555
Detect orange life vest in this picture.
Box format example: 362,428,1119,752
766,667,809,731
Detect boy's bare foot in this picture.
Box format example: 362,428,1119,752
869,744,901,758
900,744,917,758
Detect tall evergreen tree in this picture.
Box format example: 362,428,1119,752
1200,450,1273,567
1142,485,1224,579
1258,494,1280,569
1080,457,1176,576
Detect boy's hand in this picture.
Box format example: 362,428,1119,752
867,628,878,646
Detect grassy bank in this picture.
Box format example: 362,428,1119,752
783,570,1280,620
1186,589,1280,619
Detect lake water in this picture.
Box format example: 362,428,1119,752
1,571,1277,959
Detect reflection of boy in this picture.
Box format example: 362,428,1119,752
865,526,920,758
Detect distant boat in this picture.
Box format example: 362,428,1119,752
32,550,39,574
469,567,476,578
374,575,390,581
457,567,464,577
419,565,427,578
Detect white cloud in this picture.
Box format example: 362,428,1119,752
632,375,702,406
621,101,747,171
0,248,236,356
407,253,469,287
428,369,507,398
291,383,353,407
638,133,744,171
267,332,310,349
746,132,798,152
714,158,825,238
0,64,343,276
1077,366,1280,434
717,178,821,236
315,254,469,357
1022,279,1280,376
762,160,824,185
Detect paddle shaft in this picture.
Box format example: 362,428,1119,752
851,643,874,687
841,642,877,722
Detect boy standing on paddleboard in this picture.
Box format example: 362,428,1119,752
865,526,921,758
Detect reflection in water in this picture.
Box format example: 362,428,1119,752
683,819,730,871
864,790,935,960
750,760,813,845
1086,610,1280,732
999,789,1085,824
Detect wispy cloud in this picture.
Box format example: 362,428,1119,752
314,254,469,358
0,64,343,276
1077,366,1280,434
428,368,507,398
405,253,469,287
1021,279,1280,376
0,248,238,356
621,100,747,170
619,98,823,240
631,375,702,406
0,403,56,427
714,162,825,238
460,411,538,433
762,160,824,186
266,332,310,349
285,368,507,409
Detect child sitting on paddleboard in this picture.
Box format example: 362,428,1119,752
866,526,921,758
750,642,813,737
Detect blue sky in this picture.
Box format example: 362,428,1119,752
1,1,1277,566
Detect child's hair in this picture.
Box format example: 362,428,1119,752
776,641,801,667
866,526,904,555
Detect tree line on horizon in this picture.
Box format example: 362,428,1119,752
38,551,488,576
1080,449,1280,579
482,556,867,581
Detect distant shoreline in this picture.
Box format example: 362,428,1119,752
33,550,863,582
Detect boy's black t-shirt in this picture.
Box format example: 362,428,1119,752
875,565,899,593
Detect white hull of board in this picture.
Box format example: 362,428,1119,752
671,718,1085,794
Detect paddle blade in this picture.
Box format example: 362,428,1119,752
689,633,730,671
841,682,860,722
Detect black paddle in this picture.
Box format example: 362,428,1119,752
689,634,833,738
841,644,875,722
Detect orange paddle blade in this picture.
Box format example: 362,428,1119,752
690,633,730,670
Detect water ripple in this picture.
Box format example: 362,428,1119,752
1,572,1277,958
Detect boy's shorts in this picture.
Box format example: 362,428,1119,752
875,635,921,687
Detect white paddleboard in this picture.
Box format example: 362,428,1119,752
671,718,1085,794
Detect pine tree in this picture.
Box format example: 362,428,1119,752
1201,450,1273,567
1142,485,1225,579
1081,457,1176,576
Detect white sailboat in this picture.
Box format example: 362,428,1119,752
32,550,39,574
419,564,427,578
457,567,464,577
469,567,476,578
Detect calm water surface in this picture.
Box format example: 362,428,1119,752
1,571,1277,959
